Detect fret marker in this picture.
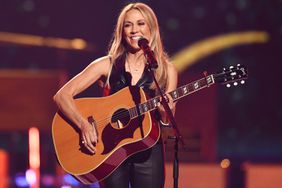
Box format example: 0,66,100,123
183,87,188,94
144,105,148,111
194,82,199,89
139,105,142,112
173,91,178,98
207,76,211,84
153,99,158,106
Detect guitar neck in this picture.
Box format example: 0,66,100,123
128,74,215,118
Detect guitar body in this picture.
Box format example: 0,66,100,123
52,65,248,184
52,86,160,184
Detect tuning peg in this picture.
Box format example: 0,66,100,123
229,66,234,69
240,80,245,84
226,83,231,88
237,64,241,67
233,82,238,86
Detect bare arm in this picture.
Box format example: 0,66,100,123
53,56,111,153
159,62,178,124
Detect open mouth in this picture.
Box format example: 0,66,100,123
130,36,142,41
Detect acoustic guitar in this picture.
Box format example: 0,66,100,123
52,64,248,184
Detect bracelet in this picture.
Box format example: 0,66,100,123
160,119,170,126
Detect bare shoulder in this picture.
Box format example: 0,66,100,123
164,61,178,92
90,55,111,65
87,55,112,76
166,61,178,76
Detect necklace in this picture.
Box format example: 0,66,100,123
127,62,143,73
127,62,144,85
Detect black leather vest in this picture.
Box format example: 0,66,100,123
108,55,155,98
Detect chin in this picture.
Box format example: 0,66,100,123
127,44,140,52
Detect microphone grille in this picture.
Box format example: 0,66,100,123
138,37,148,47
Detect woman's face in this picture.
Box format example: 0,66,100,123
123,9,151,51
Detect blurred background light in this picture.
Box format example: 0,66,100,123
15,173,29,187
63,174,80,186
221,158,231,168
25,169,36,185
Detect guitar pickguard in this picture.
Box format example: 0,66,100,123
101,115,145,155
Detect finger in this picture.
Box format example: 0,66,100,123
82,135,87,144
167,94,173,102
89,131,98,145
165,95,174,109
84,143,96,154
82,135,94,153
156,101,162,108
87,123,98,144
84,135,96,154
169,100,174,109
164,94,170,103
86,138,96,153
85,120,97,142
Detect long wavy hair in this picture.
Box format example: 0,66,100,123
107,2,169,89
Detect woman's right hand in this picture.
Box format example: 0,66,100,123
80,119,98,154
53,56,110,154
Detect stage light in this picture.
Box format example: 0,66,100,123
71,39,87,49
28,127,40,188
0,32,94,51
220,158,231,168
90,183,101,188
63,174,80,186
172,31,269,72
0,150,8,188
41,174,55,186
61,186,72,188
14,173,29,187
26,169,36,185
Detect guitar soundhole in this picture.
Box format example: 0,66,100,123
111,108,130,129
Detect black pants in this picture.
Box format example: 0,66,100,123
102,142,165,188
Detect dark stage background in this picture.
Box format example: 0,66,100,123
0,0,281,188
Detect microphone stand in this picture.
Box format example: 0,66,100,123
145,61,186,188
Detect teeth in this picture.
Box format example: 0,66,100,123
131,36,141,40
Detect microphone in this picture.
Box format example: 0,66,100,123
138,37,158,69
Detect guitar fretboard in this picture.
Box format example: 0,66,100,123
129,75,215,118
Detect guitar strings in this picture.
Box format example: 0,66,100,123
94,110,130,127
93,108,142,128
92,78,207,127
88,68,246,128
91,97,158,128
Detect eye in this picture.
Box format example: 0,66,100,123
124,23,131,28
138,22,145,26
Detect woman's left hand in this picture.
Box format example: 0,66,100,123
157,94,175,125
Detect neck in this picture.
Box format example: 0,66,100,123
125,52,146,75
126,51,145,65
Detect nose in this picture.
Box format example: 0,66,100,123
130,24,138,34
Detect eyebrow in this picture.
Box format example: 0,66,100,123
124,19,146,23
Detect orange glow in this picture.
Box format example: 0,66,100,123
29,127,40,188
220,159,231,169
71,38,87,49
172,31,269,72
0,150,8,188
0,31,94,51
29,127,40,168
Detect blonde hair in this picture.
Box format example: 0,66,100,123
107,2,169,89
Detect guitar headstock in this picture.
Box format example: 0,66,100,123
214,64,248,87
